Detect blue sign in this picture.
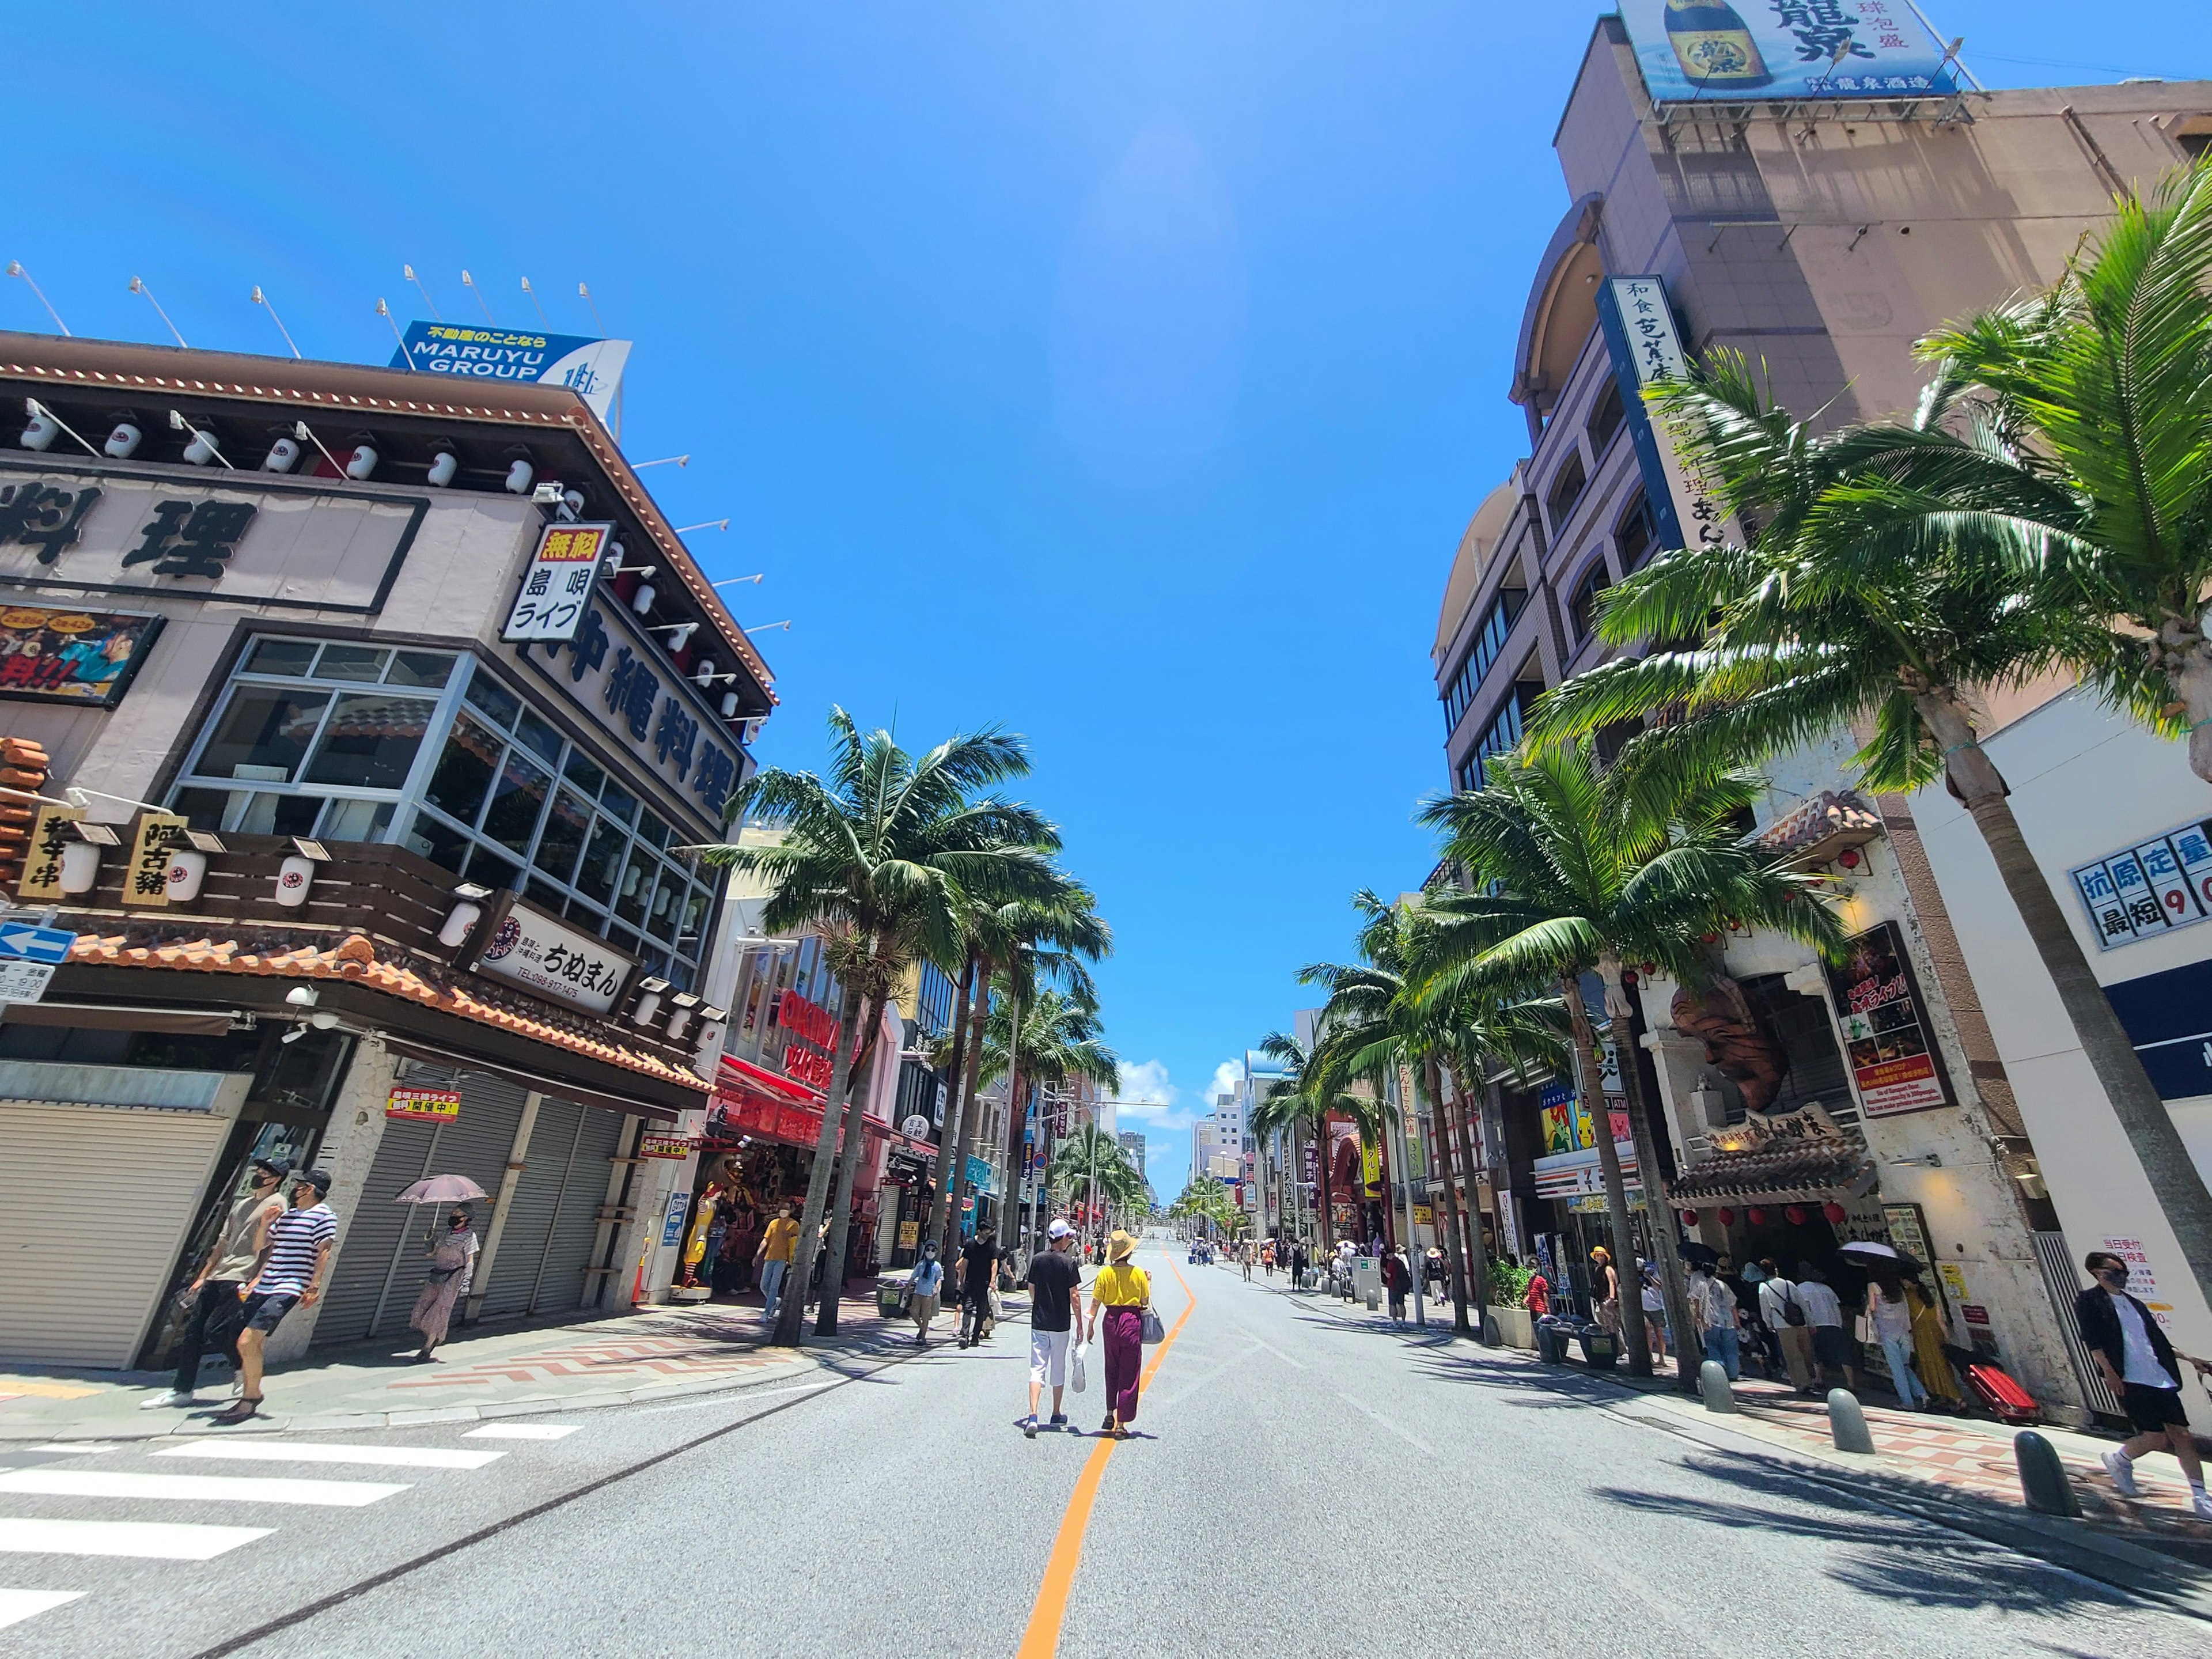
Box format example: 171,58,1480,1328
1620,1,1961,104
965,1154,994,1196
660,1189,691,1248
389,323,631,426
0,921,75,964
2108,958,2212,1102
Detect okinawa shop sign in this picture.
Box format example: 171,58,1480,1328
1824,920,1954,1118
468,895,637,1017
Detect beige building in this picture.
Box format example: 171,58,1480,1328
1433,18,2212,1419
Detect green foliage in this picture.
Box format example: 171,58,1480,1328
1490,1257,1533,1309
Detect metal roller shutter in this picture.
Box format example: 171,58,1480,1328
313,1063,527,1347
0,1101,233,1367
476,1097,582,1319
529,1104,626,1315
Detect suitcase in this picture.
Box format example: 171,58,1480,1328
1963,1360,2039,1424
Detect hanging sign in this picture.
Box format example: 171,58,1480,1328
465,893,637,1017
639,1131,699,1160
1825,920,1953,1117
502,521,610,643
387,1087,462,1123
124,812,190,908
15,803,82,900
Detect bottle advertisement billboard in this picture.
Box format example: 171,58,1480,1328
1620,1,1961,104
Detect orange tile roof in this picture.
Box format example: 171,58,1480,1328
67,930,707,1094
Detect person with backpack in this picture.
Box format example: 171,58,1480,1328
1756,1257,1816,1394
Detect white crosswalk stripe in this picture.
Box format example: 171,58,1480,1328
0,1469,408,1508
154,1441,504,1471
464,1423,578,1440
0,1588,84,1628
0,1517,271,1559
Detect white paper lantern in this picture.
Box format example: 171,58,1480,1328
164,849,207,902
58,841,100,894
274,854,315,907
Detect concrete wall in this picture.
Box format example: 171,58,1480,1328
263,1038,397,1364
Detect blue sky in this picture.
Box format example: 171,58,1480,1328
10,5,2208,1188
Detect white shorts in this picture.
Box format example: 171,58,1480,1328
1030,1325,1072,1387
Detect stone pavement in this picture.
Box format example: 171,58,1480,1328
0,1289,910,1443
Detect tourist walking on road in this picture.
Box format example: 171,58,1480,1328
1290,1241,1308,1290
1793,1263,1859,1393
218,1168,337,1425
909,1239,944,1345
1381,1248,1410,1325
1089,1229,1150,1437
1756,1259,1816,1394
755,1204,798,1325
2078,1251,2212,1518
1688,1259,1740,1381
407,1206,478,1362
1862,1267,1925,1410
144,1156,289,1411
958,1226,1000,1348
1024,1220,1087,1437
1242,1243,1253,1283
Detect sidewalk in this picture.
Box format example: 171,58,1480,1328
0,1288,908,1442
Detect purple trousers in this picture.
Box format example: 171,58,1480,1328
1100,1305,1144,1425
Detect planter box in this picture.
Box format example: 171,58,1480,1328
1493,1305,1536,1351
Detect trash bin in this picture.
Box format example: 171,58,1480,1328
876,1278,910,1318
1578,1327,1620,1370
1535,1317,1568,1364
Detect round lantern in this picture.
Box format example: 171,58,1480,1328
1784,1205,1808,1226
1746,1206,1767,1226
1823,1200,1847,1225
1716,1207,1736,1226
1679,1209,1699,1228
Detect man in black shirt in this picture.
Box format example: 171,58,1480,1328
1023,1219,1087,1436
957,1227,999,1349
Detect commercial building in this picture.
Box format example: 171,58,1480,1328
1431,16,2212,1419
1117,1129,1146,1184
0,329,774,1368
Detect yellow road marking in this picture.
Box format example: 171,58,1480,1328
1014,1254,1194,1659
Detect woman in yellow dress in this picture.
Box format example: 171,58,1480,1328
1905,1275,1964,1408
1087,1230,1152,1438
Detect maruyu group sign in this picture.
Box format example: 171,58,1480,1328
389,323,632,426
1621,1,1963,104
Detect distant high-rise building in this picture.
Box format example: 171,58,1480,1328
1117,1131,1146,1183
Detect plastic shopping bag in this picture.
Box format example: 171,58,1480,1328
1069,1341,1088,1393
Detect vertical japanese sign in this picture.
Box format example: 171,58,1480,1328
1601,275,1734,562
502,521,610,643
124,812,188,908
2101,1236,2176,1330
16,804,82,900
1825,920,1954,1117
2070,817,2212,951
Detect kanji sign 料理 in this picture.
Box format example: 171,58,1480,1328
120,499,258,579
502,521,610,644
387,1087,462,1123
2070,816,2212,951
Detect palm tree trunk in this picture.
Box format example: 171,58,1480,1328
1599,952,1696,1395
774,969,870,1347
816,986,891,1336
1001,1058,1027,1253
1564,974,1646,1376
1423,1058,1473,1338
1442,1065,1491,1345
1933,726,2212,1310
926,952,978,1261
935,973,993,1263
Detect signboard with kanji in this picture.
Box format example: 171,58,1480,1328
1619,1,1961,105
387,1087,462,1123
502,521,611,644
124,812,188,908
2070,817,2212,952
15,804,82,900
1825,920,1954,1117
1598,275,1737,565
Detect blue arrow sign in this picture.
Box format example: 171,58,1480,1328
0,922,77,964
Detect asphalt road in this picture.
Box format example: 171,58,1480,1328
3,1241,2207,1658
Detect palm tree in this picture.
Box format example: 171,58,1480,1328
1419,739,1843,1387
976,986,1120,1252
699,709,1058,1346
1046,1124,1139,1243
929,885,1110,1264
1533,338,2212,1311
1251,1032,1334,1252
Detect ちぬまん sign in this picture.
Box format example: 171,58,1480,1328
388,1088,461,1123
1824,920,1953,1117
468,896,635,1017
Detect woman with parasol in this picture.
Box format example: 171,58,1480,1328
396,1175,486,1363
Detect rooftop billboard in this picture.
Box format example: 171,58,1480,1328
389,322,631,425
1621,1,1961,103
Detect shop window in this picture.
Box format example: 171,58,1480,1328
304,692,436,790
464,672,521,729
535,789,593,884
575,820,626,904
480,749,552,855
423,710,502,824
316,644,389,683
200,686,332,781
243,638,317,677
408,809,471,874
562,750,607,797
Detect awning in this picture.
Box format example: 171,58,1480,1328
381,1034,684,1123
0,1002,239,1036
1669,1143,1876,1204
717,1052,824,1107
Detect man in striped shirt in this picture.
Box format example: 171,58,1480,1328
218,1169,338,1425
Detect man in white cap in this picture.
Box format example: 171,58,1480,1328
1024,1218,1087,1437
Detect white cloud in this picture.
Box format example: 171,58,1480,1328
1115,1059,1196,1132
1202,1059,1240,1108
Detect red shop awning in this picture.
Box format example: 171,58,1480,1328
717,1052,824,1107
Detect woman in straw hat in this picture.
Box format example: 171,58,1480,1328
1086,1229,1151,1437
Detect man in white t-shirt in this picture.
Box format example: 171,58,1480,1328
2078,1251,2212,1518
1791,1263,1860,1394
1756,1257,1816,1395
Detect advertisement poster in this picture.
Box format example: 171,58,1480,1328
1825,920,1953,1117
1619,0,1960,104
2070,816,2212,951
0,604,162,707
502,521,610,644
387,1087,462,1124
390,322,631,425
2101,1236,2176,1330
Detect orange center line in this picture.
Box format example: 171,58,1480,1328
1013,1253,1195,1659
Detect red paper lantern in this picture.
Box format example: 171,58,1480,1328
1679,1209,1699,1227
1716,1207,1737,1226
1823,1200,1847,1225
1785,1205,1808,1226
1746,1206,1767,1226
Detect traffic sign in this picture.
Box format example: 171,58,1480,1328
0,960,55,1004
0,922,76,965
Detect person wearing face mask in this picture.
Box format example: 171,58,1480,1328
2077,1250,2212,1518
407,1207,480,1362
142,1157,291,1411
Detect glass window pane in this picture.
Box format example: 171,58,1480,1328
563,750,606,797
243,638,317,677
608,925,643,959
423,710,503,827
405,809,472,874
563,893,605,926
302,692,435,790
534,787,592,885
638,813,672,851
237,793,323,838
676,887,710,950
575,820,624,904
613,847,655,926
465,845,522,893
313,644,389,683
598,781,639,828
171,787,234,833
525,877,566,912
196,687,332,782
387,650,454,689
644,869,677,941
480,749,551,856
464,671,521,730
319,798,395,842
514,708,562,766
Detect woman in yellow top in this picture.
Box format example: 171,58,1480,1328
1086,1230,1151,1438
